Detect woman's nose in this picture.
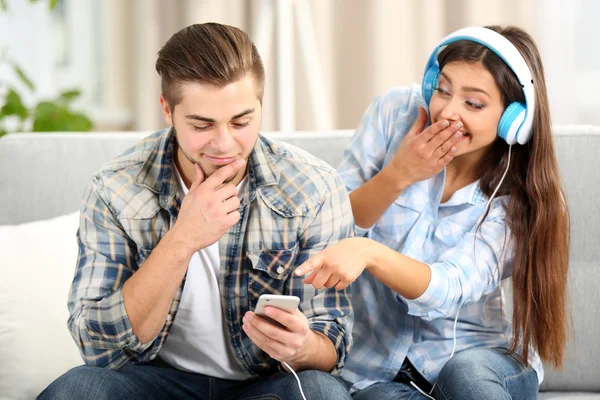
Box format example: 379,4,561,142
439,103,461,125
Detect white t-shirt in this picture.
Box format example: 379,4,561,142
159,167,251,380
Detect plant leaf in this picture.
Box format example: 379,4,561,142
0,0,8,12
0,128,7,138
12,64,35,91
32,101,93,132
49,0,58,11
0,89,29,120
58,89,81,104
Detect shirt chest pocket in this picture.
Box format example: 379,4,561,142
434,219,471,248
246,244,299,302
370,198,419,247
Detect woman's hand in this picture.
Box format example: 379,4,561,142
294,237,373,290
387,107,464,188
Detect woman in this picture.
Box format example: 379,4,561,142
295,26,569,399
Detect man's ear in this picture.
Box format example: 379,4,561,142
159,95,174,126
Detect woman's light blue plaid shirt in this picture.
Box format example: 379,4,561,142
338,85,542,392
68,129,354,376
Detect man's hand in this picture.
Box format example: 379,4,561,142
172,160,245,254
242,307,325,371
387,107,465,188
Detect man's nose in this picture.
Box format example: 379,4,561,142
211,126,235,152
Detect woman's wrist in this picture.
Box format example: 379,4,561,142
357,237,379,271
380,162,411,194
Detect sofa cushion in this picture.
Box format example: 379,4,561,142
0,212,83,399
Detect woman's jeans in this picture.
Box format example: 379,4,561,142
351,348,539,400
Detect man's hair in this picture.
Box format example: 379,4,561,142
156,23,265,108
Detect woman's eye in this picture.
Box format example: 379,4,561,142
466,101,484,110
435,87,449,96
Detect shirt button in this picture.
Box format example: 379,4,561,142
423,369,428,375
276,266,285,274
166,314,172,321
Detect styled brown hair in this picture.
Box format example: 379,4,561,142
155,23,265,108
438,26,570,368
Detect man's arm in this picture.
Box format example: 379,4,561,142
70,161,244,367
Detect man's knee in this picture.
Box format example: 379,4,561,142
38,365,121,400
296,370,351,399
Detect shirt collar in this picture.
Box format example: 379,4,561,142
440,179,489,207
134,130,281,210
246,134,280,190
134,128,179,211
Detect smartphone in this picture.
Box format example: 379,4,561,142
254,294,300,317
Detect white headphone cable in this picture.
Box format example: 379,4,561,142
410,145,513,400
282,361,308,400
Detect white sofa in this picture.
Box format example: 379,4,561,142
0,129,599,399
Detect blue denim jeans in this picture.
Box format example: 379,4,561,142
37,358,352,400
351,348,539,400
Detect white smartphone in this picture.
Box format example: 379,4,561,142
255,294,300,317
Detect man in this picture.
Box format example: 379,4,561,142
39,23,353,400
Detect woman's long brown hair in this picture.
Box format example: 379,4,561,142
438,26,570,368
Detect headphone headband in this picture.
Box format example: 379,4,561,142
422,27,535,145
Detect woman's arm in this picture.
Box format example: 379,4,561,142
297,203,510,320
341,102,463,229
297,237,431,299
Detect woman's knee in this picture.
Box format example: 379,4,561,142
438,348,501,385
435,348,530,400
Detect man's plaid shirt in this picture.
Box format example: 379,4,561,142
68,129,354,376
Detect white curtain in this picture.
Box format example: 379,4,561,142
92,0,552,131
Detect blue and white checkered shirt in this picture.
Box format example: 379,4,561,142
338,85,542,392
68,129,354,376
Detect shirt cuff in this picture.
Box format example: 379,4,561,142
403,262,450,321
354,224,371,237
84,286,150,353
308,321,347,375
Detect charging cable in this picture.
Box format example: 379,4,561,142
409,145,513,400
282,361,308,400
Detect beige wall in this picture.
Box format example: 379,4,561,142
100,0,542,132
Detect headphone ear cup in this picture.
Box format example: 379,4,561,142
498,102,526,145
421,65,440,105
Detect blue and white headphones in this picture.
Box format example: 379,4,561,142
421,27,535,145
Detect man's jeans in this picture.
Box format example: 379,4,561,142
350,348,539,400
37,357,352,400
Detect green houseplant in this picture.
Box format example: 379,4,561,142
0,0,93,137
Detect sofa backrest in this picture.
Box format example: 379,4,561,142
0,131,353,225
1,127,599,393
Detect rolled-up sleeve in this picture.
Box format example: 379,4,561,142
296,171,355,374
337,87,419,236
404,204,512,320
68,176,153,368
